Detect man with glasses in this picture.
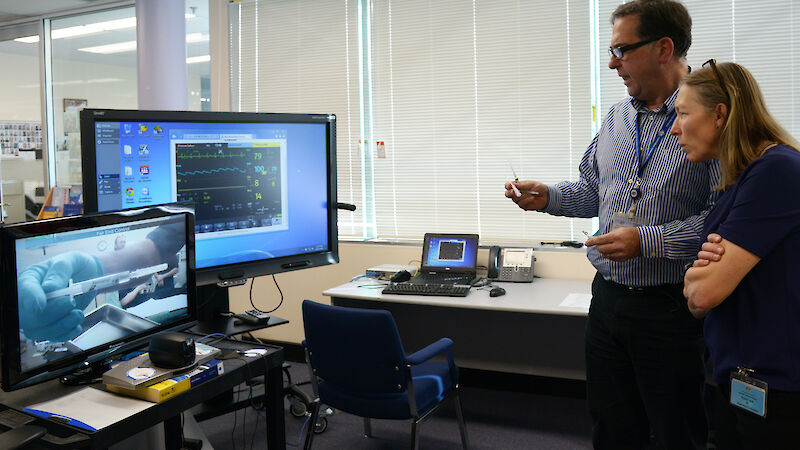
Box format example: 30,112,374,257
505,1,718,448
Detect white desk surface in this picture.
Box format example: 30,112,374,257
323,277,593,317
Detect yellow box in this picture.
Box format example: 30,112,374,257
107,377,190,403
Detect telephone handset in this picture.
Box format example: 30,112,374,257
487,246,535,282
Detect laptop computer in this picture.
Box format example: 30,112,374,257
407,233,479,286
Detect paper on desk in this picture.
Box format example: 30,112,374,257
559,293,592,310
25,387,151,430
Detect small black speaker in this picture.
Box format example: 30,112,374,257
149,332,196,369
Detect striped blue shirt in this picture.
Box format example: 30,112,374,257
544,89,720,286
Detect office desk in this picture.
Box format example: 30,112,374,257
324,278,592,380
0,335,286,449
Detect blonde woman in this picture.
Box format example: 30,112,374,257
671,60,800,449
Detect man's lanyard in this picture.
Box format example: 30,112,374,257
633,111,676,179
627,111,676,202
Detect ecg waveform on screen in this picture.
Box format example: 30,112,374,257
176,167,247,177
174,142,283,230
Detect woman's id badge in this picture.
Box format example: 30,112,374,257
730,367,767,418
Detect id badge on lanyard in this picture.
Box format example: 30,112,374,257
730,367,768,418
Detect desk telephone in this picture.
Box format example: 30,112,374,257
487,246,535,282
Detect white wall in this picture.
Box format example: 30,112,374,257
0,52,41,121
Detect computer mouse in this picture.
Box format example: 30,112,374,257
390,270,412,283
489,287,506,297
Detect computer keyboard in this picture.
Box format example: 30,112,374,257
411,273,474,285
382,283,470,297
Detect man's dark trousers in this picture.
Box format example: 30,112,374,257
586,273,707,449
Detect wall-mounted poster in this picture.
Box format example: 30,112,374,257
63,98,88,135
0,122,42,156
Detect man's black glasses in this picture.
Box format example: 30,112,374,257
702,59,731,104
608,38,658,59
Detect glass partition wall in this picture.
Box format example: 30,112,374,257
0,24,45,223
49,6,139,188
0,1,209,223
46,2,209,187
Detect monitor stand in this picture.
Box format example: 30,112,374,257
195,284,232,331
191,283,283,337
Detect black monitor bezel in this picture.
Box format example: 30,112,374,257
80,108,339,286
0,205,197,391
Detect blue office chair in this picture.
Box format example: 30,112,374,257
301,300,469,450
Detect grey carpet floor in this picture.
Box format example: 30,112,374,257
199,362,592,450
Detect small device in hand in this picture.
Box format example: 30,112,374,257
235,309,271,325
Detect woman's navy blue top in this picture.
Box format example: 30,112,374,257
702,145,800,391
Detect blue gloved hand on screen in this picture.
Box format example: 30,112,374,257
17,251,103,343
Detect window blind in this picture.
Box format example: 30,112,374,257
369,0,594,244
228,0,363,236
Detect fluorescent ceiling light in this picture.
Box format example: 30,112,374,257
79,33,208,54
15,36,39,43
187,55,210,64
79,40,137,54
14,13,196,43
18,78,124,89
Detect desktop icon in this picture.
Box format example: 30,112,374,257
139,124,148,134
141,187,150,196
123,145,132,155
126,188,134,197
139,144,149,156
153,125,163,135
139,165,149,175
123,123,132,134
124,166,133,176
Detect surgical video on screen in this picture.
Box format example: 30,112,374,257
15,216,188,372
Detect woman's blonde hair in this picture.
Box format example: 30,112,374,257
681,62,800,188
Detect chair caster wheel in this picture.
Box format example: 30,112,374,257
313,417,327,434
289,394,308,417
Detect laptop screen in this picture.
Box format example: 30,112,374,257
420,234,479,273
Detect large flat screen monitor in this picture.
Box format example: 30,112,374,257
80,109,339,286
0,205,196,391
